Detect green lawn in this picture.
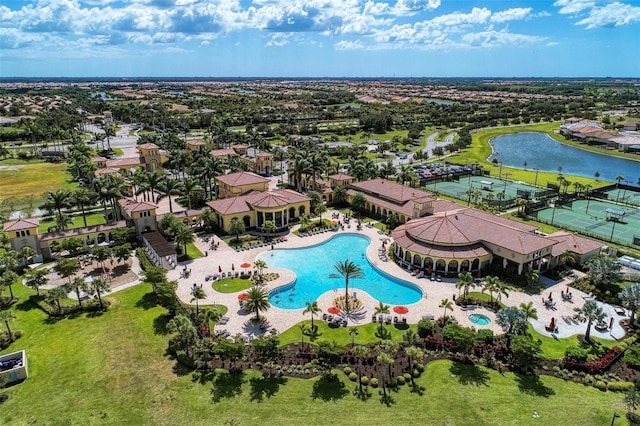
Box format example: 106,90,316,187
0,160,74,202
37,212,106,233
0,283,625,425
213,277,254,293
185,242,204,259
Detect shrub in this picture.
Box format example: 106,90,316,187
625,345,640,369
607,381,635,392
475,329,494,344
594,380,608,391
370,378,378,388
415,363,425,372
565,346,590,362
12,331,22,339
413,369,420,378
343,366,352,375
417,318,435,337
348,372,357,381
403,373,412,381
584,375,594,385
627,412,640,426
361,376,369,386
396,376,405,385
552,366,561,372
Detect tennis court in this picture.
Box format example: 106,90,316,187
533,198,640,246
601,187,640,207
424,175,553,208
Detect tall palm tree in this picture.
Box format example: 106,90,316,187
303,301,321,330
245,285,270,322
156,177,183,213
0,271,18,300
181,177,204,210
482,275,500,304
141,265,167,294
405,346,424,385
349,327,359,346
333,185,347,205
229,218,245,243
574,300,606,342
191,287,206,315
72,187,97,228
70,276,88,307
439,298,453,320
174,224,195,258
350,192,367,215
560,250,577,268
456,271,474,300
43,189,72,218
374,301,390,333
352,344,370,394
619,284,640,325
54,257,80,286
329,259,364,314
377,352,394,397
495,281,510,304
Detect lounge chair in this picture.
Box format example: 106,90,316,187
323,313,328,320
615,306,626,316
416,271,425,279
393,316,398,324
372,314,377,322
385,315,392,324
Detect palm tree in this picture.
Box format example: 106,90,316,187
525,269,540,288
495,281,510,304
559,250,577,268
43,189,72,218
332,185,347,205
303,301,321,330
70,276,88,307
245,285,270,322
405,346,424,385
45,285,68,314
261,220,277,235
173,224,195,258
24,268,48,296
72,187,97,228
377,352,394,397
456,271,474,300
252,259,268,281
191,287,206,315
0,310,16,342
350,192,367,216
181,177,204,210
519,301,538,322
352,345,370,394
496,191,506,210
198,207,216,232
156,177,183,213
349,326,359,346
374,301,390,333
0,271,18,300
482,275,500,304
88,277,110,310
586,255,623,291
439,298,453,320
616,175,625,188
574,300,606,342
329,259,364,314
620,284,640,325
229,218,245,243
496,306,526,336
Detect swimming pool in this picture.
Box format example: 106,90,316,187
468,313,491,326
257,234,422,310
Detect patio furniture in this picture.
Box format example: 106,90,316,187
614,306,626,316
595,322,609,332
393,316,399,324
372,314,377,322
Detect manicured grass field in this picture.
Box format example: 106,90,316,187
0,160,73,202
0,283,625,425
185,242,204,259
213,277,254,293
37,212,106,233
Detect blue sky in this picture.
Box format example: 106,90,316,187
1,0,639,78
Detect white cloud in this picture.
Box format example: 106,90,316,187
335,39,364,49
462,29,545,47
490,7,533,23
553,0,596,15
576,2,640,28
391,0,440,16
265,32,291,47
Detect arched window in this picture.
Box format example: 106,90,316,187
424,257,433,271
97,233,106,244
448,260,458,273
412,253,422,266
460,260,470,272
289,207,295,219
435,259,446,272
243,215,251,227
404,250,411,262
299,206,306,215
471,258,480,271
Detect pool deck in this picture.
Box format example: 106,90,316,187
167,209,627,342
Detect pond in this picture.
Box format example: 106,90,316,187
488,132,640,184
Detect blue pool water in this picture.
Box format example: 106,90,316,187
258,234,422,310
468,313,491,326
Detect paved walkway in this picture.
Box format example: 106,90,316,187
162,209,626,341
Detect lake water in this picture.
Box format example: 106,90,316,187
488,132,640,184
258,234,422,310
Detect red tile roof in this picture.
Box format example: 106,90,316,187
216,171,270,187
210,148,238,157
349,179,435,204
118,198,157,214
40,221,126,241
547,231,604,256
3,218,39,232
106,158,142,168
137,143,160,150
206,189,310,215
